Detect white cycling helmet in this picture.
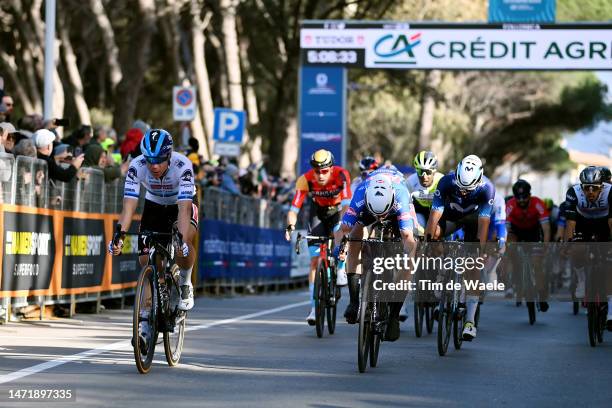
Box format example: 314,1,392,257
455,154,483,190
365,175,395,216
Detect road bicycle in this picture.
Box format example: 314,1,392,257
295,233,340,338
114,225,187,374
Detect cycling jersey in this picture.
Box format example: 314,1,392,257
431,173,495,221
564,184,612,241
565,184,612,220
290,166,351,213
405,172,443,212
506,196,549,230
124,152,195,205
342,168,415,232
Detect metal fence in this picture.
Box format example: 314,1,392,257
0,153,294,320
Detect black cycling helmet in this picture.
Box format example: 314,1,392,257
598,166,611,183
310,149,334,169
512,179,531,199
579,166,603,185
359,156,379,172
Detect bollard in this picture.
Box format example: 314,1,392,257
69,294,76,317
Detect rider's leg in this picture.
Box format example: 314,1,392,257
344,224,364,323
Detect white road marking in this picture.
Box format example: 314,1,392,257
0,300,309,385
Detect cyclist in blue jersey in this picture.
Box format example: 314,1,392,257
425,154,495,341
341,167,417,341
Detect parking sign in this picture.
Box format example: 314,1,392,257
213,108,245,143
173,86,197,121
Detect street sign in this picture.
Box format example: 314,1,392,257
489,0,556,23
173,86,197,121
214,142,241,157
213,108,245,143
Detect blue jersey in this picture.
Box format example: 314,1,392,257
342,168,414,232
431,172,495,221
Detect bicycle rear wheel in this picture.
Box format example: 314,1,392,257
587,303,597,347
414,302,424,338
314,262,326,338
527,301,536,325
164,265,186,366
437,301,451,356
133,265,158,374
358,300,370,373
425,303,434,334
453,306,465,350
327,267,337,335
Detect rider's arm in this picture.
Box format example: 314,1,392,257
339,168,352,217
287,175,309,226
477,182,495,247
477,217,491,247
117,197,139,232
535,198,551,242
425,210,442,240
563,187,578,241
426,182,446,240
117,160,142,232
177,200,192,239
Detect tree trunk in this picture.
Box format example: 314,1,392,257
112,0,156,136
416,70,440,152
88,0,123,91
207,31,230,107
0,51,35,113
58,16,91,125
191,1,214,157
281,116,298,178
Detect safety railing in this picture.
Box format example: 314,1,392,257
0,155,301,322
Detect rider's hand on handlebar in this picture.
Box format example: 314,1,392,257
285,224,295,242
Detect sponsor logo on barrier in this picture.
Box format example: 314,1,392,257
5,231,51,256
64,235,103,256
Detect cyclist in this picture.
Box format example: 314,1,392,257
426,154,495,341
400,151,443,320
563,166,612,328
405,151,444,237
284,149,352,325
351,156,379,192
506,179,551,312
108,129,198,347
341,166,417,341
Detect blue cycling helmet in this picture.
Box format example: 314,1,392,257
141,129,173,163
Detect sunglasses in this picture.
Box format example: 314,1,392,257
314,168,331,175
516,195,530,201
582,184,602,192
417,169,434,177
144,155,169,165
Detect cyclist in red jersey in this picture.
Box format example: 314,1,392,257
506,179,551,312
285,149,352,325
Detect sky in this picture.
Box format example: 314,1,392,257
563,72,612,156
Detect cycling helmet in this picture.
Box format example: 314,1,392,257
413,151,438,173
365,175,395,216
455,155,483,190
579,166,603,185
359,156,379,172
598,166,611,183
310,149,334,169
512,179,531,198
141,129,173,163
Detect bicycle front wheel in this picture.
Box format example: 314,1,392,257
527,301,536,325
327,267,337,335
414,302,424,338
314,261,326,338
133,265,158,374
437,302,451,356
358,300,370,373
164,264,186,366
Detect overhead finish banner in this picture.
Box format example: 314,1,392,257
300,22,612,70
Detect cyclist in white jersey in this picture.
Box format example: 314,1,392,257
109,129,198,312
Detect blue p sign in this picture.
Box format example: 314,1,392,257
213,108,246,143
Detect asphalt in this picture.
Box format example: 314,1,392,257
0,290,611,408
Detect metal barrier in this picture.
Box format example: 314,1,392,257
0,157,298,321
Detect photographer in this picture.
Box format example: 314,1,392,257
35,129,84,182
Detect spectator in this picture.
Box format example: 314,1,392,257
0,103,7,123
83,143,127,182
62,125,92,156
2,95,14,123
91,125,110,146
18,114,44,132
0,121,17,154
13,138,37,158
35,129,83,182
239,166,258,197
119,120,150,160
186,137,204,181
53,144,75,166
220,163,240,195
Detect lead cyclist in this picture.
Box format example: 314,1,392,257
109,129,199,314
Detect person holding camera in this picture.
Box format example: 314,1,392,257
34,129,84,182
